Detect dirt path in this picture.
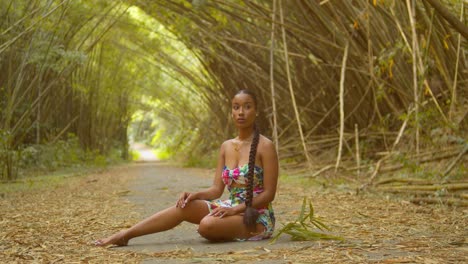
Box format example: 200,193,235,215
116,162,310,263
114,160,467,263
1,157,466,263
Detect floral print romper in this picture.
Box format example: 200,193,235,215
204,164,275,240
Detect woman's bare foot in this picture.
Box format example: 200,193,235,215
94,231,129,247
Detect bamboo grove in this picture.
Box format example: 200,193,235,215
1,0,466,181
0,0,168,179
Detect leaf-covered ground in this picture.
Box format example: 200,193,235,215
0,167,146,263
1,165,466,263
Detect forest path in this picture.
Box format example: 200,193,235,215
117,161,301,263
131,143,159,162
1,157,465,263
113,161,467,263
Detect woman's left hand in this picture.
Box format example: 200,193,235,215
209,206,238,218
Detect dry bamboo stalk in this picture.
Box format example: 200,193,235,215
269,0,279,152
366,0,373,81
376,190,468,201
359,155,390,191
377,183,468,192
353,148,462,175
278,95,320,140
376,146,462,159
312,164,335,177
222,36,306,58
36,83,41,144
443,145,468,177
410,198,468,207
391,106,414,152
449,2,464,121
375,177,436,186
335,41,349,173
413,3,449,125
423,0,468,39
389,8,412,54
355,124,360,177
279,0,312,167
391,2,448,125
406,0,420,157
303,100,339,139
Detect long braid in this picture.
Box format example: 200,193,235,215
243,124,260,230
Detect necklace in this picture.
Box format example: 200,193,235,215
232,134,254,152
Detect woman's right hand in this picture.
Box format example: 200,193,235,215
176,192,196,208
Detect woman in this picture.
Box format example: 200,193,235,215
95,90,279,246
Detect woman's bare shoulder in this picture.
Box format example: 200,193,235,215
258,135,275,151
220,139,235,151
258,135,278,170
221,139,233,146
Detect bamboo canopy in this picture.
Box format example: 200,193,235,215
134,0,467,162
0,0,466,180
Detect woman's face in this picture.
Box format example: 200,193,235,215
232,93,256,129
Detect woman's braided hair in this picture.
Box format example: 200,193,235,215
244,124,260,230
235,90,260,231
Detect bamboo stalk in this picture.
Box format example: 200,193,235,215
443,145,468,177
49,116,80,144
311,165,335,177
35,1,59,145
449,2,464,121
375,177,437,186
406,0,420,156
423,0,468,39
222,36,306,58
269,0,279,151
335,41,349,173
0,0,68,55
376,182,468,191
279,0,312,167
391,106,414,152
410,198,468,207
355,124,360,177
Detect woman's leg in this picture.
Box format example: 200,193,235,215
95,200,210,246
197,215,265,241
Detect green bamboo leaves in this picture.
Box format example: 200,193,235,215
270,197,344,243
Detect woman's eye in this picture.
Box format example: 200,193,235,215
233,105,239,110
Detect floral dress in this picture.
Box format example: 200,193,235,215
204,164,275,240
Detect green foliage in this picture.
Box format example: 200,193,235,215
129,150,141,161
0,134,124,180
154,148,172,160
0,172,67,194
0,129,18,180
191,0,207,10
19,135,82,169
392,152,423,173
450,162,467,181
270,197,344,243
183,149,217,168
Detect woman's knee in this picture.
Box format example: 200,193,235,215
173,202,209,224
198,217,222,241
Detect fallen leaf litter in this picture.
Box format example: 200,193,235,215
1,165,466,263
